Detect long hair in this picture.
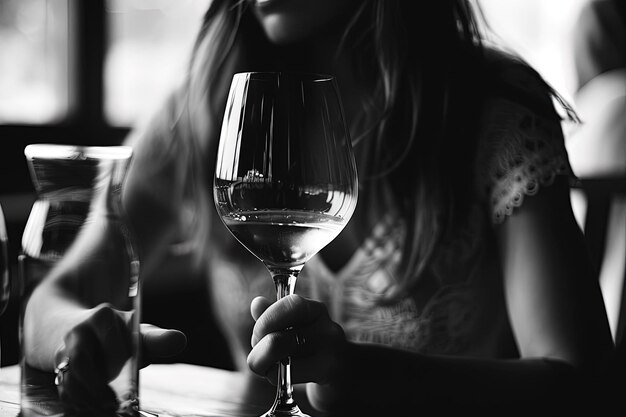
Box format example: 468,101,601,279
182,0,566,297
342,1,490,299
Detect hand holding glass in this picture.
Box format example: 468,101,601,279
214,72,358,417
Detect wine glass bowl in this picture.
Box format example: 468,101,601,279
214,72,358,416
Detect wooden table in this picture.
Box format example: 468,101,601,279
0,363,318,417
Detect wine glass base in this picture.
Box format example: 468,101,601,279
261,403,311,417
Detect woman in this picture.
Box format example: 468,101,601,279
24,0,615,415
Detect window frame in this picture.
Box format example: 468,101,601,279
0,0,130,195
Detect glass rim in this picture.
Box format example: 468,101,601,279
233,71,335,82
24,144,132,161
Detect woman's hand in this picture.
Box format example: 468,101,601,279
53,303,132,413
247,294,346,385
52,303,186,413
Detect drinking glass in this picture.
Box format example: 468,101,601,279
19,144,139,416
0,203,10,366
214,72,358,417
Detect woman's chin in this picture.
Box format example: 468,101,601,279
258,18,312,46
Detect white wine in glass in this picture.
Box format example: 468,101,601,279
214,72,358,417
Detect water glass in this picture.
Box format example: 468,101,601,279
19,144,139,416
0,203,10,366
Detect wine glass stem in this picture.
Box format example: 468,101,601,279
269,269,301,414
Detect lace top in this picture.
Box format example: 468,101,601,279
207,63,574,365
477,66,573,224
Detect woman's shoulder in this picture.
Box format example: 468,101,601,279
480,46,561,116
472,47,573,224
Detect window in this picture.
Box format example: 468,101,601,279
479,0,591,100
0,0,211,195
105,0,211,126
0,0,209,127
0,0,70,123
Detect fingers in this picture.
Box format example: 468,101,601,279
251,294,327,346
248,329,308,377
248,320,343,376
53,302,189,414
141,324,187,365
259,356,341,385
247,295,345,384
55,303,189,414
57,311,122,413
251,296,272,322
73,303,133,381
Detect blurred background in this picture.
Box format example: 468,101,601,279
0,0,619,368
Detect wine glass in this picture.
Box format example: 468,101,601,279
214,72,358,417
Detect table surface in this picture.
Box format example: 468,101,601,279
0,363,319,417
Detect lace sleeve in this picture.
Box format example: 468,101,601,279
475,71,574,224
